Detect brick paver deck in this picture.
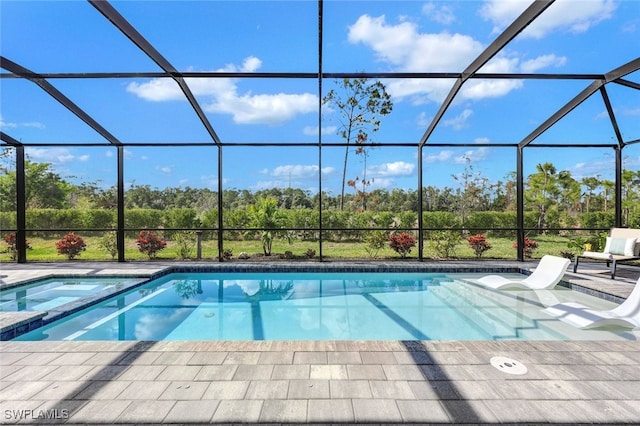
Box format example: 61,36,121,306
1,261,639,424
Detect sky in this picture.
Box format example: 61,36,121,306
1,0,639,196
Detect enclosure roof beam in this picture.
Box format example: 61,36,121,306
0,56,122,146
600,86,625,147
614,77,640,90
519,57,640,148
1,131,22,147
89,0,222,145
418,0,555,148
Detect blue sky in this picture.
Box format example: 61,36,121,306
1,0,639,196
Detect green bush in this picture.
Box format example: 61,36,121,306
579,211,615,230
429,230,460,258
99,232,118,259
0,212,16,230
223,209,251,240
365,230,388,258
422,211,461,231
287,208,319,240
174,230,196,259
125,209,165,237
81,209,116,229
396,211,418,230
164,208,199,239
28,209,84,237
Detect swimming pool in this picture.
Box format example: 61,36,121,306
12,271,638,342
0,277,144,312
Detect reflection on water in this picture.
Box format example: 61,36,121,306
12,272,640,342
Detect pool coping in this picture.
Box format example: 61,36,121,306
0,262,629,340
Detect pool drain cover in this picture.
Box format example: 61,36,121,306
490,356,528,375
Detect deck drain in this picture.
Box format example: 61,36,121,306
490,356,528,375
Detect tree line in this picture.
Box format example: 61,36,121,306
1,157,639,231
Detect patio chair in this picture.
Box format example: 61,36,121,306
475,255,571,290
543,277,640,329
573,228,640,279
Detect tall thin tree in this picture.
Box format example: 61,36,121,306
322,78,392,210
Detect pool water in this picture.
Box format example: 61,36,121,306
0,277,142,312
12,272,638,341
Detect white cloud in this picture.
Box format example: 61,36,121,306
480,0,617,39
520,54,567,73
422,2,457,25
368,161,415,177
621,107,640,116
271,164,334,179
369,177,395,189
347,13,563,104
422,147,489,164
126,56,318,125
454,147,489,164
157,165,173,175
303,125,337,136
205,92,317,125
464,56,525,99
349,14,483,72
0,115,45,130
26,148,89,164
569,158,614,179
442,109,473,130
424,150,454,163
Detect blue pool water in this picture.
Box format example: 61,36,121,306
0,277,142,312
12,272,636,341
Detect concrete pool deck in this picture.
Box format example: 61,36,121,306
1,260,639,425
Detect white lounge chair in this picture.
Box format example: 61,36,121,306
543,277,640,329
475,255,571,290
573,228,640,279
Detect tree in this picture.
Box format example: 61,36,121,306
452,155,490,223
247,196,291,256
322,78,392,210
581,176,600,213
0,159,72,210
525,163,560,231
622,169,640,227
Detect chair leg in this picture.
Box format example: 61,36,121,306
611,260,617,279
573,256,580,273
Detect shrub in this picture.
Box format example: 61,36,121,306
365,230,388,258
389,232,416,258
467,234,492,258
306,248,316,258
55,232,87,260
513,237,538,258
99,232,118,259
136,230,167,259
429,230,460,258
4,232,32,261
173,230,196,259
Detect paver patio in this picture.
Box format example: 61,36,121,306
1,261,639,424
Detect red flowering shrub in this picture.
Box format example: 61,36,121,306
513,237,538,258
467,234,492,258
136,230,167,259
389,232,416,258
56,232,87,260
4,232,32,260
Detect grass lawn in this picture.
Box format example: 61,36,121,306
1,234,578,262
